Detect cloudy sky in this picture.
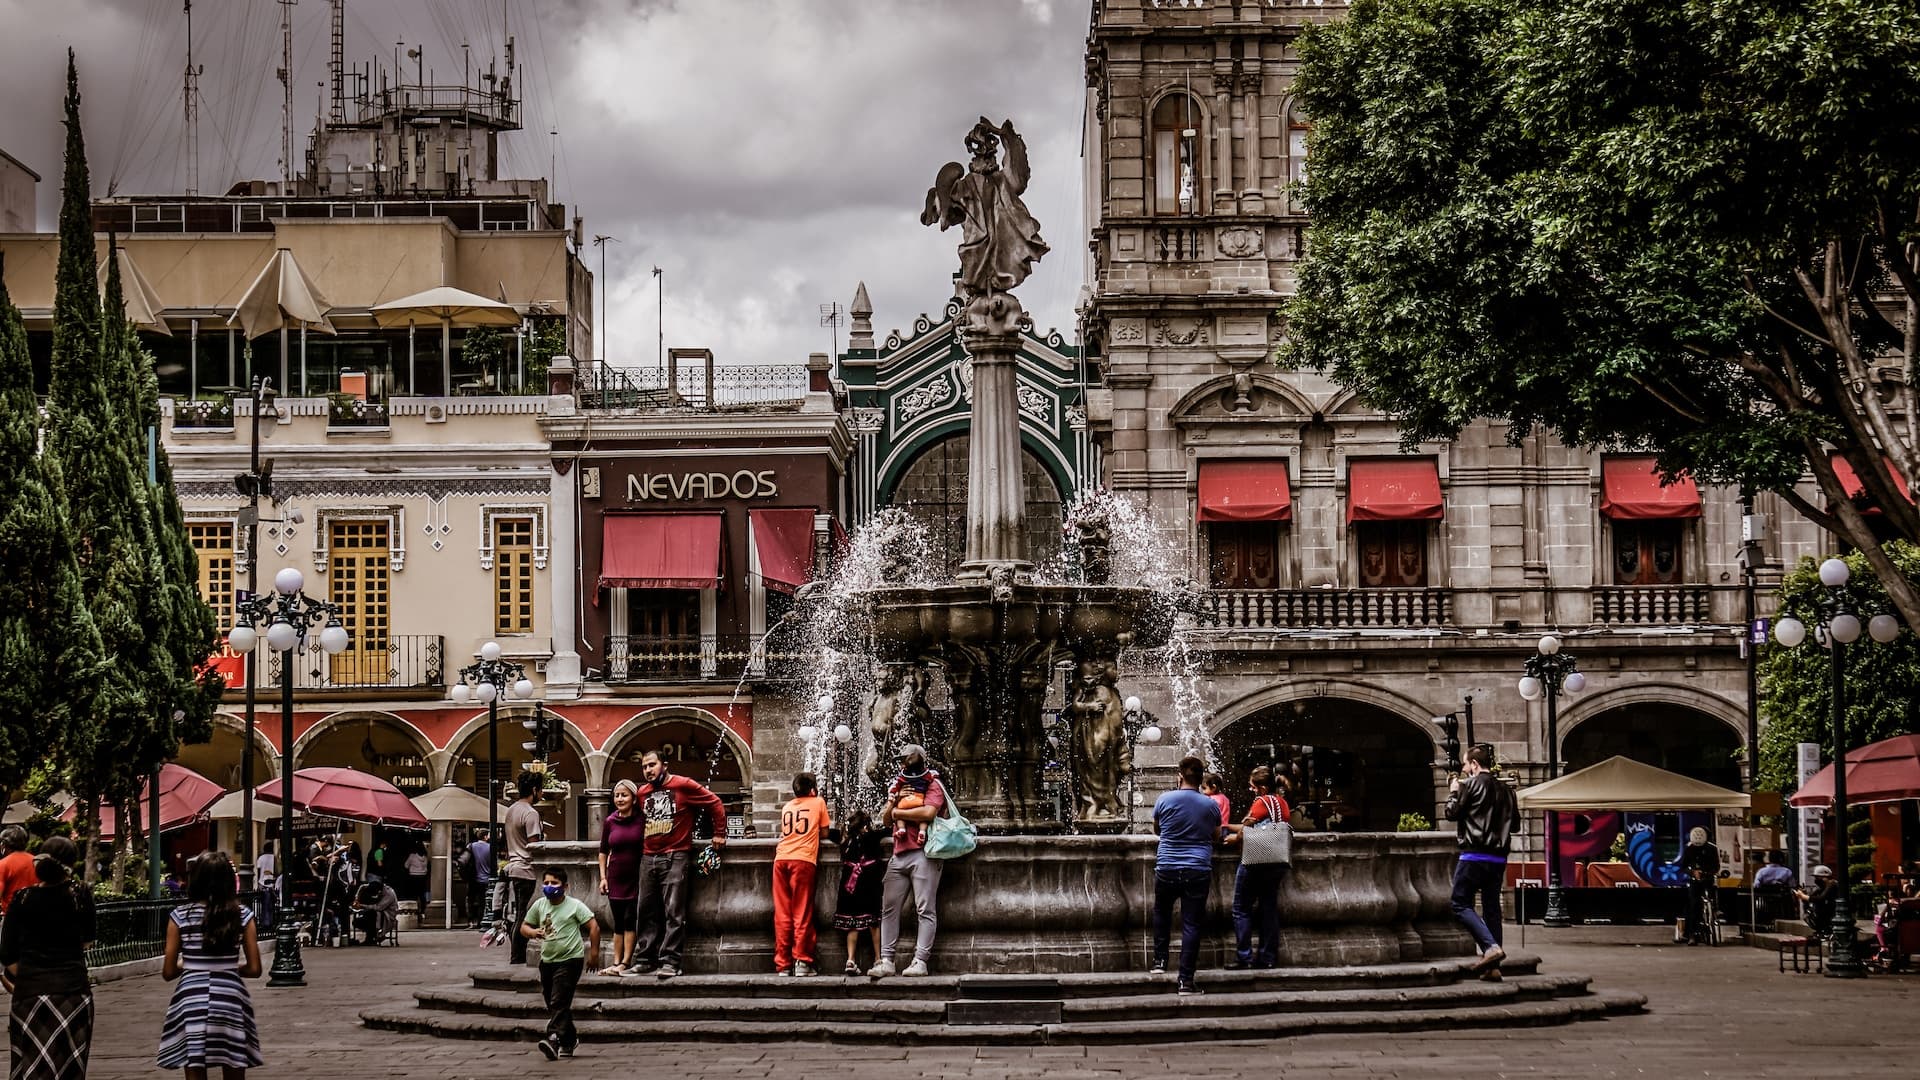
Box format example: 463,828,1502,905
0,0,1090,365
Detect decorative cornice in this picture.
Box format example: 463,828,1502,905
177,477,551,500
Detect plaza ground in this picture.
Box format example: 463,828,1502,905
86,925,1920,1079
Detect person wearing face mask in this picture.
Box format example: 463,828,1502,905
520,868,600,1061
869,744,946,979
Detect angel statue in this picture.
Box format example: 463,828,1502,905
921,117,1050,296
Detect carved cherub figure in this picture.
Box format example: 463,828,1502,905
922,118,1050,296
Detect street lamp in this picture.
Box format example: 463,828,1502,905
228,565,348,988
1518,634,1584,928
1121,695,1163,829
450,641,534,926
1772,556,1905,979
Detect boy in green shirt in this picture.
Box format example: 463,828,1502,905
520,867,601,1059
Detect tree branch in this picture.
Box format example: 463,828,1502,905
1804,443,1920,633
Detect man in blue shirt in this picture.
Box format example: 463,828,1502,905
469,830,494,930
1152,755,1225,995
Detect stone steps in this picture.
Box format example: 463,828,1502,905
359,953,1644,1045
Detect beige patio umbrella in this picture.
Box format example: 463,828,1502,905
3,793,72,825
410,783,512,928
98,246,171,336
370,286,521,396
229,248,336,396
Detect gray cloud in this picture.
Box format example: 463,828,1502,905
0,0,1088,365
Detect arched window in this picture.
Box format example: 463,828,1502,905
1149,94,1203,215
1288,105,1312,184
892,435,1063,577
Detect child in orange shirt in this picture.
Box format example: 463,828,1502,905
772,772,831,976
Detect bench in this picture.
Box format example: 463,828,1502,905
1779,935,1823,974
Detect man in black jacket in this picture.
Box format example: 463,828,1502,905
1445,744,1521,978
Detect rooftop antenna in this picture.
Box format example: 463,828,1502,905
328,0,345,124
652,265,665,372
820,302,844,359
183,1,203,195
591,235,618,364
277,0,297,188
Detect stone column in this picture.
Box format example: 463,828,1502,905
959,292,1031,576
1240,71,1264,213
1213,78,1235,213
581,787,612,840
546,459,582,696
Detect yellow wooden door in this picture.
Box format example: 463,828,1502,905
328,521,391,686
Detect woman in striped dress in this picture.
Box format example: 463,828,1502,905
158,852,263,1077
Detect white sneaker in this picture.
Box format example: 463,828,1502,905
866,959,896,979
902,959,929,977
793,961,815,977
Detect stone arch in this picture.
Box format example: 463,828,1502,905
1210,679,1444,754
602,706,752,772
439,705,597,839
174,711,281,788
875,417,1074,510
1325,387,1384,418
1169,372,1316,424
291,709,437,797
602,706,754,823
440,707,594,773
1558,683,1747,749
1558,683,1747,789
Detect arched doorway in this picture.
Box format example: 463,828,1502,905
445,708,589,840
174,716,277,790
297,713,436,797
891,435,1063,577
607,711,749,836
1215,698,1438,831
1563,703,1743,790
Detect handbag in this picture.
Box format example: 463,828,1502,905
923,780,978,860
1241,795,1293,867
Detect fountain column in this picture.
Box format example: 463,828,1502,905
959,292,1031,580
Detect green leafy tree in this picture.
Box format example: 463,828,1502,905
1284,0,1920,630
0,266,106,797
1757,544,1920,794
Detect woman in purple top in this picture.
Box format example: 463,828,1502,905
597,780,647,974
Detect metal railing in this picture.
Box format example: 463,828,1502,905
264,634,444,692
1204,587,1453,630
88,891,271,968
603,633,810,683
170,396,236,430
579,362,809,410
1592,585,1713,626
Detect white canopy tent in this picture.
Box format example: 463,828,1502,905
1517,755,1750,811
410,783,512,929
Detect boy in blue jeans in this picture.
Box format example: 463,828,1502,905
521,867,601,1059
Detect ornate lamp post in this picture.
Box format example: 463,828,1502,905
227,566,349,988
449,642,535,925
1518,634,1586,928
1120,695,1164,830
1772,556,1904,979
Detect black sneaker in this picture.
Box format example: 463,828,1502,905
537,1038,559,1061
557,1044,575,1059
1149,960,1167,975
1225,960,1254,971
1176,981,1203,996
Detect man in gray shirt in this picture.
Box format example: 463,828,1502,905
504,771,546,965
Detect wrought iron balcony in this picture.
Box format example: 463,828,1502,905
602,634,810,684
262,634,444,693
579,362,809,410
1203,588,1453,631
1592,585,1713,627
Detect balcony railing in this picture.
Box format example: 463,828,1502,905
1204,588,1453,630
580,362,809,410
263,634,445,692
1592,585,1713,627
603,634,810,683
170,396,235,430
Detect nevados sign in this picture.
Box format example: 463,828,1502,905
626,470,780,502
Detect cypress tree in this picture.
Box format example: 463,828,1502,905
0,262,106,796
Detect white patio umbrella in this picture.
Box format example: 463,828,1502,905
228,248,336,395
370,286,520,396
410,783,512,928
99,245,172,336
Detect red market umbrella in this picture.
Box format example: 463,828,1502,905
1789,734,1920,808
256,767,429,830
67,763,224,841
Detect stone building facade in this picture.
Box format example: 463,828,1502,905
1081,0,1838,869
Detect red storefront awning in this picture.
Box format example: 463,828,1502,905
750,508,818,595
1831,453,1913,515
1197,460,1292,522
1347,459,1444,523
600,513,723,590
1600,456,1702,520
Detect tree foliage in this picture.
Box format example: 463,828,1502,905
1284,0,1920,628
1757,544,1920,794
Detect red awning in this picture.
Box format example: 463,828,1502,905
1831,453,1913,515
69,763,224,841
750,508,818,595
1197,460,1292,523
1347,459,1444,522
600,513,724,590
1600,456,1702,519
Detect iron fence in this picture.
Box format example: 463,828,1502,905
88,890,271,968
263,634,444,692
603,633,811,683
579,362,809,410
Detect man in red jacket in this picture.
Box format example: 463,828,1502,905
628,750,727,978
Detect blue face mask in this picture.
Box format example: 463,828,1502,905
542,884,563,901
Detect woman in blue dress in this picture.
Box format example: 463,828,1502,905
158,852,263,1078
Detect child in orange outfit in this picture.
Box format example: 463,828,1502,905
772,772,832,976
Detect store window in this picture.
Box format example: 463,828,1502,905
328,521,391,686
1354,522,1428,588
494,517,536,636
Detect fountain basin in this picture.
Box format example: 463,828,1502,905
529,832,1472,974
850,582,1174,661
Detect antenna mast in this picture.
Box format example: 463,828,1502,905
329,0,345,124
820,302,844,359
278,0,298,188
183,1,202,195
